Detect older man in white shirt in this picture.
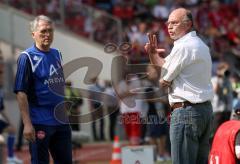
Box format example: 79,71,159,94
145,8,213,164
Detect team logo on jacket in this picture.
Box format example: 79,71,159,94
31,56,43,72
33,55,40,61
37,130,46,140
49,64,58,76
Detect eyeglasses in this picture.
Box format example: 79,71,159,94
37,29,54,35
165,19,190,26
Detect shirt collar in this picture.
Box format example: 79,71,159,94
33,44,50,53
174,31,197,45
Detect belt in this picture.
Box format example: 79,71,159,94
171,101,195,111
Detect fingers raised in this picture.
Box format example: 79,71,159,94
153,35,158,47
156,49,166,53
147,33,158,47
147,33,154,44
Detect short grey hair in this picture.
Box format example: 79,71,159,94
30,15,53,32
183,10,194,30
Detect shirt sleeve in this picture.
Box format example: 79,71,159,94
161,46,190,82
57,49,63,64
14,53,32,94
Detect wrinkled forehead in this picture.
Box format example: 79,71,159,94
36,20,53,30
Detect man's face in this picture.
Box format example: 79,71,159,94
166,11,190,40
32,20,54,50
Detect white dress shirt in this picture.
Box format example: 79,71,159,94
161,31,214,105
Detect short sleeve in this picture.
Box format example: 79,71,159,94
14,53,32,94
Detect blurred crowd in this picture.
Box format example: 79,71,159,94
1,1,239,60
1,0,239,68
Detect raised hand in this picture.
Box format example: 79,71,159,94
145,33,166,66
145,33,165,56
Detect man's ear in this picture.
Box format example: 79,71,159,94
31,32,35,39
187,21,192,30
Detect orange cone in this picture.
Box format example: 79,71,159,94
110,136,121,164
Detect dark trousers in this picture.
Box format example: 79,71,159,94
92,118,105,141
91,104,105,141
108,107,119,140
30,124,72,164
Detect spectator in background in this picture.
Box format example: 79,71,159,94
65,80,83,131
222,69,233,112
127,22,149,63
46,0,60,21
152,0,169,20
185,0,199,6
95,0,112,13
113,1,133,24
231,73,240,94
144,65,170,162
93,16,108,44
195,1,210,32
208,0,226,34
211,62,233,139
169,0,186,11
209,100,240,164
231,91,240,120
103,80,119,141
117,72,142,145
227,18,240,46
88,77,105,141
0,52,22,164
133,0,151,20
14,15,72,163
130,22,149,47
